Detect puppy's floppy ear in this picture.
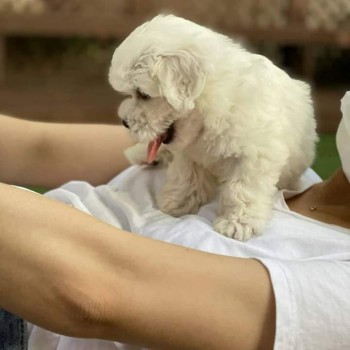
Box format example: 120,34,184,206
153,50,207,113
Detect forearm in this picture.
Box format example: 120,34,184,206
0,183,275,350
0,115,41,185
25,122,135,187
0,115,134,187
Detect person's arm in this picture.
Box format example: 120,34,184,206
0,182,275,350
0,114,134,187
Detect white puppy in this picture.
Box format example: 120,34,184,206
109,15,317,240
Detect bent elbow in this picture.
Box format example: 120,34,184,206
52,278,113,339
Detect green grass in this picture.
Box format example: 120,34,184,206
29,186,48,194
312,134,340,180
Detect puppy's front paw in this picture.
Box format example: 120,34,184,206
124,143,148,165
157,194,199,217
213,216,257,241
157,196,189,217
124,143,173,166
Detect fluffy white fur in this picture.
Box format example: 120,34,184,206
109,15,317,241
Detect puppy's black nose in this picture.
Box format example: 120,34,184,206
122,120,130,129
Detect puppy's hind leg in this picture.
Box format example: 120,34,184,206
157,153,215,217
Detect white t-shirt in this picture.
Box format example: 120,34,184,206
28,166,350,350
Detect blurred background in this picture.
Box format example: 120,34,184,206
0,0,349,178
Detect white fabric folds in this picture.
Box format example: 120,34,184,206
337,91,350,182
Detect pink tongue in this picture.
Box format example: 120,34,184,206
147,137,163,163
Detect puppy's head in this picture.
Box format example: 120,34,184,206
109,15,212,162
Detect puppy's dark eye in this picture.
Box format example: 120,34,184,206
136,89,150,101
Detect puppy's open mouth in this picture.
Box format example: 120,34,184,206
147,123,175,163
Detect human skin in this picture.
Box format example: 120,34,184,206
287,168,350,228
0,115,134,187
0,115,275,349
0,183,275,350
